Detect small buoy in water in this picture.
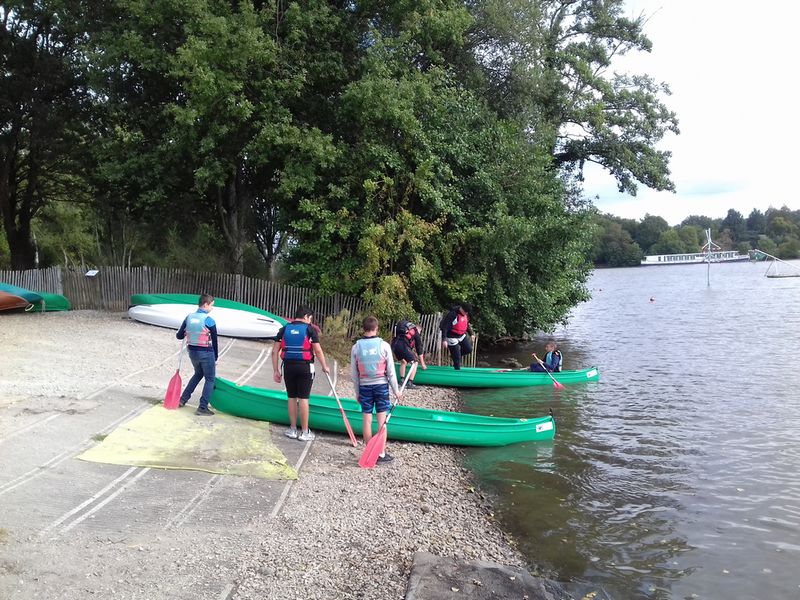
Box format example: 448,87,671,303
649,297,655,302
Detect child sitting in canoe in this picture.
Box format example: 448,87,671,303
529,341,562,372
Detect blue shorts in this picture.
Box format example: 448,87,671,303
358,384,391,414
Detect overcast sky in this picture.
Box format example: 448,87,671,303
586,1,800,225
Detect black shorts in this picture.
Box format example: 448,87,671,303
391,339,416,363
283,361,314,398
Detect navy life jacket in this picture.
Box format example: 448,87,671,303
281,322,313,362
545,350,563,372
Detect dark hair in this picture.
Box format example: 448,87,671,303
454,302,472,314
294,306,314,319
362,316,379,331
199,294,214,306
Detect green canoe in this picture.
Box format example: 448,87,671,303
130,293,286,322
396,364,599,388
210,378,556,446
30,291,71,312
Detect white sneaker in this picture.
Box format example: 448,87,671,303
298,430,316,442
284,428,298,439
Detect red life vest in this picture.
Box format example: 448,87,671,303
280,322,313,361
450,313,468,336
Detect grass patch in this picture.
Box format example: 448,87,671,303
91,433,108,442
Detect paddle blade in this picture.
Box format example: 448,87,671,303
553,381,565,390
358,428,387,469
164,369,182,409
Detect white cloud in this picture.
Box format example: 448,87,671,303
587,1,800,225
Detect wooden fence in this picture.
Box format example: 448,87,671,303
0,265,476,366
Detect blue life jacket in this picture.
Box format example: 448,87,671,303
281,322,313,361
355,337,387,378
186,310,212,347
545,350,563,372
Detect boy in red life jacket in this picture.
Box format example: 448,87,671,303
390,319,427,389
351,316,401,464
176,294,219,416
271,306,331,442
439,302,475,370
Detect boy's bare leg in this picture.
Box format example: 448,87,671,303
299,398,311,432
362,413,373,444
287,397,298,429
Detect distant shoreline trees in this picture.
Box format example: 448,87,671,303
590,206,800,267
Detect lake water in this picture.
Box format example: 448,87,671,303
462,261,800,600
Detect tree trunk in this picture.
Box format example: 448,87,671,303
8,228,36,269
217,161,249,275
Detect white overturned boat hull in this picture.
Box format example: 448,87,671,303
128,303,281,339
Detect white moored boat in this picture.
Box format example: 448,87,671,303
641,250,749,266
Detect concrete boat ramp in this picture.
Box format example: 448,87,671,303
1,317,571,600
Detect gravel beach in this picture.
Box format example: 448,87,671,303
1,310,530,599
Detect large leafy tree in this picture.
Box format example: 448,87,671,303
282,7,593,335
88,0,347,273
464,0,679,196
0,1,91,268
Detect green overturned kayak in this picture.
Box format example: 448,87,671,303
397,364,599,388
30,291,71,312
210,378,556,446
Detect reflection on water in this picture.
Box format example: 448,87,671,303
461,262,800,599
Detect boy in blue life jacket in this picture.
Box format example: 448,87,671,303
176,294,219,416
529,341,563,372
351,316,401,464
272,306,331,441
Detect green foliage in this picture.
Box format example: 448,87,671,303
777,237,800,259
319,309,364,367
589,213,643,266
466,0,679,196
31,202,96,268
0,228,9,269
5,0,684,337
634,215,670,254
650,229,686,255
0,2,93,268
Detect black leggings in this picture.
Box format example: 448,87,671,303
283,361,314,398
447,336,472,369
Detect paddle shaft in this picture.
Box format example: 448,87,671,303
534,356,564,389
380,361,417,430
324,371,358,447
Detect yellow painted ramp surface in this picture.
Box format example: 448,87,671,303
78,405,297,480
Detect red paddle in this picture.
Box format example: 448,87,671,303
324,371,358,447
358,362,417,469
164,343,185,409
533,355,565,390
